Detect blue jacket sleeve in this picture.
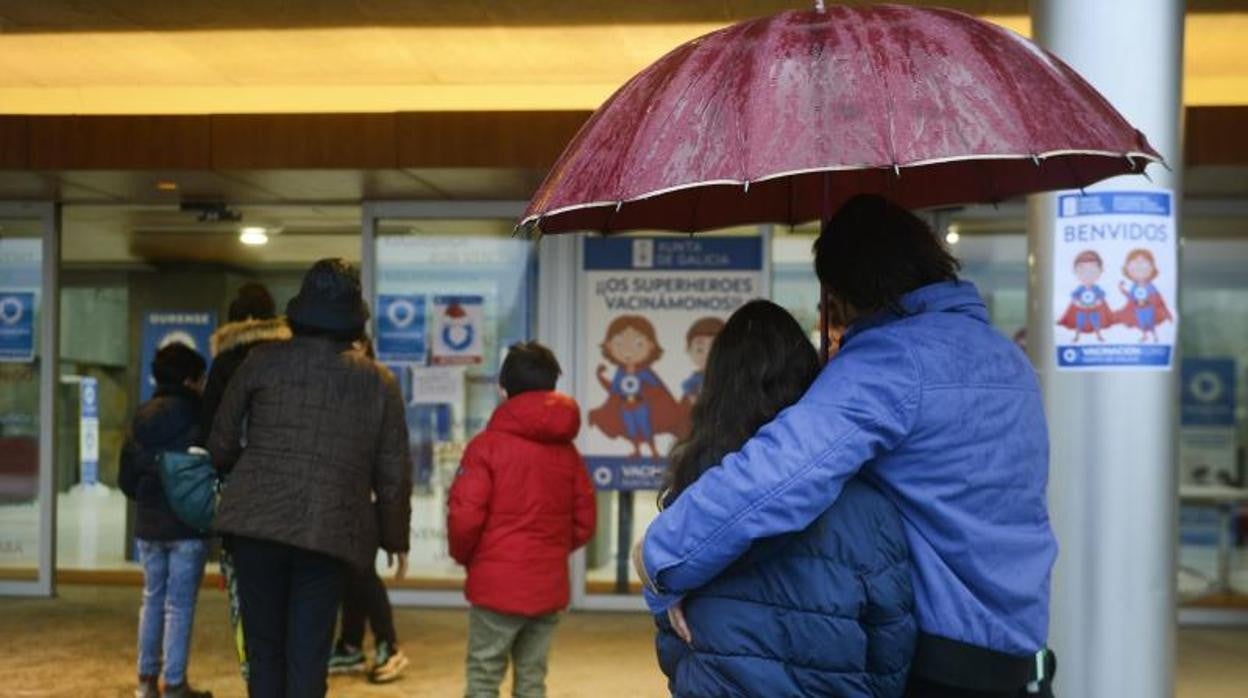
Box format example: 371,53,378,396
641,329,921,612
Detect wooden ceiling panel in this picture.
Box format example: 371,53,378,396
27,116,212,170
211,114,397,169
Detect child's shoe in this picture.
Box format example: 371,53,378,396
369,642,409,684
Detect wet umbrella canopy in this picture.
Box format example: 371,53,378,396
521,3,1162,235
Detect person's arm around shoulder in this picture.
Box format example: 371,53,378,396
447,437,493,566
640,328,922,612
374,369,414,561
570,450,597,550
207,351,259,474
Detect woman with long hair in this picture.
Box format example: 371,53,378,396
654,300,916,697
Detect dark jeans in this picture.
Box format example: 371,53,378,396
339,565,397,648
231,536,346,698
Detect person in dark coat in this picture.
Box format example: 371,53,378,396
208,259,413,698
201,282,291,436
201,282,290,682
652,300,916,698
118,342,213,698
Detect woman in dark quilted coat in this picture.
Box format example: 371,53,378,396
208,258,412,698
654,300,917,697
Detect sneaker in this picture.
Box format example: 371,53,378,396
328,643,367,674
134,676,159,698
162,683,212,698
369,642,409,684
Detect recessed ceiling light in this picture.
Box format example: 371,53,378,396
945,224,961,245
239,226,269,246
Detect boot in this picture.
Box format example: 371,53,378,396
134,676,159,698
163,682,213,698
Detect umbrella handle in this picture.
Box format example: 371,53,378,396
819,282,831,364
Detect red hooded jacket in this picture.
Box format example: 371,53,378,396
448,390,597,616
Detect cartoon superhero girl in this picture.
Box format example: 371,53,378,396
588,315,685,458
1113,248,1172,343
1057,250,1113,343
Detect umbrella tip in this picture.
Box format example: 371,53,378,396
514,219,542,241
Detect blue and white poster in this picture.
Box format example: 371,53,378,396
376,294,427,363
1179,357,1238,485
431,295,484,366
138,311,216,402
580,237,764,491
0,291,36,363
79,377,100,486
1052,189,1177,371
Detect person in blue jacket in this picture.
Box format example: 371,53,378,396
637,195,1058,698
655,299,916,697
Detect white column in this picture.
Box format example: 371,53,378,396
1027,2,1184,696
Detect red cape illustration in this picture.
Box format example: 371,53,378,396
1056,301,1114,331
1112,293,1173,328
589,383,690,442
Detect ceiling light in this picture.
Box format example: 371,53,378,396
239,226,269,246
945,224,961,245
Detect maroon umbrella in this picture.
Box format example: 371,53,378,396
521,3,1162,235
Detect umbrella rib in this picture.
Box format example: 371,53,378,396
854,9,902,176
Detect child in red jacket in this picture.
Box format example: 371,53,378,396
448,341,597,698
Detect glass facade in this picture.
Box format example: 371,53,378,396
4,198,1239,616
371,220,538,588
0,219,46,584
53,206,358,573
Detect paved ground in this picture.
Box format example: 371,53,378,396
0,585,1244,697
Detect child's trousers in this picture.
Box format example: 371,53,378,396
464,606,559,698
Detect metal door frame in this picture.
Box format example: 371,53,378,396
0,201,59,597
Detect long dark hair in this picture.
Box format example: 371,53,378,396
659,300,821,509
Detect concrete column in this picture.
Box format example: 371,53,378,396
1027,1,1184,696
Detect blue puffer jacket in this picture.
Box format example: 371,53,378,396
643,281,1057,656
656,479,916,697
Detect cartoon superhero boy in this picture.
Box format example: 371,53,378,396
1113,248,1172,343
1057,250,1113,343
588,315,683,459
680,317,724,406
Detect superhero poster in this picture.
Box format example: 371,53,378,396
579,236,764,490
1052,189,1177,371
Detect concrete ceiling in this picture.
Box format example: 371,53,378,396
0,1,1245,113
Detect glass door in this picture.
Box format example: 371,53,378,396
364,201,537,605
0,202,58,596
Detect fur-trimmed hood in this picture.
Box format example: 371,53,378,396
210,317,292,357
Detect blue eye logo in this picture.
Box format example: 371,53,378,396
387,299,418,329
0,296,23,325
